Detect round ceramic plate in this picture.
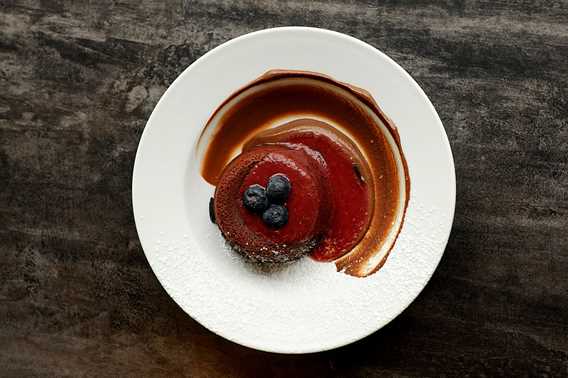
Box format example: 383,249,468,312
133,27,455,353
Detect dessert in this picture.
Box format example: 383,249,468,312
198,70,410,277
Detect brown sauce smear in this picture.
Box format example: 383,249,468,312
199,70,410,277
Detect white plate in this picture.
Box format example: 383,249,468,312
132,27,455,354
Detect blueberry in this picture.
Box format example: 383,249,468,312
209,197,216,224
266,174,291,204
243,184,268,213
262,204,288,228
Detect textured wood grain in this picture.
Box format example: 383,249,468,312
1,0,567,376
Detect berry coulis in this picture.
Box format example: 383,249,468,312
244,120,372,262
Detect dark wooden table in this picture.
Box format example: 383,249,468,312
1,1,567,376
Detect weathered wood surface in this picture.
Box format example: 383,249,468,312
1,1,567,376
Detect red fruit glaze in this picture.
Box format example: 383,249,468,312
238,149,328,245
244,121,372,262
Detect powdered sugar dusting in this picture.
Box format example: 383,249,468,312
146,200,450,353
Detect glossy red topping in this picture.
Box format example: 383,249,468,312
244,120,373,262
238,148,328,245
214,120,373,263
214,146,328,262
